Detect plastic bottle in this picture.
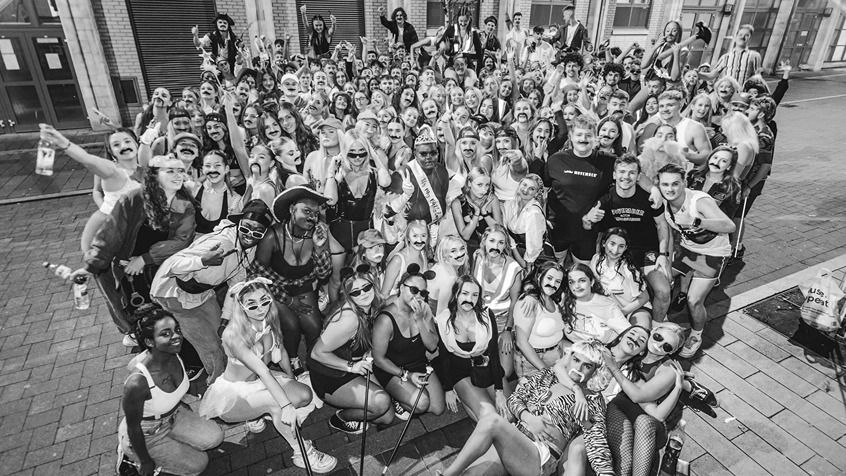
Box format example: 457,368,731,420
73,274,90,310
659,419,686,476
36,139,55,176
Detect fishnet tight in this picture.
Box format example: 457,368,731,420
607,401,665,476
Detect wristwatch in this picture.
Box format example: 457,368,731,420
346,360,355,373
692,217,702,228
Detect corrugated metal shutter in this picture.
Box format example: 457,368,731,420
295,0,365,56
126,0,218,97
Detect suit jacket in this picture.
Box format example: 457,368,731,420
380,16,419,52
553,21,587,52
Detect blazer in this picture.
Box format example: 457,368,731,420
553,21,588,52
380,16,419,52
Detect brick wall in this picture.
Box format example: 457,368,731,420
647,0,669,45
366,0,390,53
215,0,248,36
404,0,427,36
91,0,147,122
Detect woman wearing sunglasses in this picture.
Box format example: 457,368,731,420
200,278,337,473
309,266,396,434
372,264,445,421
324,129,392,253
601,323,688,476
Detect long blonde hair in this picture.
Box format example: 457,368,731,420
721,111,759,155
226,279,283,351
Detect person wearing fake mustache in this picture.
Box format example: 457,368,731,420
427,235,471,316
193,150,242,235
372,264,445,422
437,340,616,476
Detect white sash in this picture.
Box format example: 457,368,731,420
408,160,444,222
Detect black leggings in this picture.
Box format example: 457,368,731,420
278,291,323,359
607,394,668,476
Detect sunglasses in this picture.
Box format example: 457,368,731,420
403,283,429,299
347,152,368,159
238,224,267,240
241,297,272,312
651,332,675,353
349,283,373,297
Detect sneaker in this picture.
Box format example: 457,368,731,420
122,334,138,347
245,418,266,433
292,440,338,474
670,292,688,313
695,21,713,44
679,333,703,359
329,410,364,435
393,399,410,421
290,357,305,377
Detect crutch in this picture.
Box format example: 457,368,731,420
734,196,749,258
359,357,374,475
293,420,313,476
381,366,434,475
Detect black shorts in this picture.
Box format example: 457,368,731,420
310,369,359,400
629,248,661,269
672,247,727,280
552,239,597,261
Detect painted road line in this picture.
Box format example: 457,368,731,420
780,93,846,105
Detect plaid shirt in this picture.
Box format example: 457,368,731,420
247,247,331,300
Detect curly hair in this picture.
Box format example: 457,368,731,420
142,163,198,231
134,304,178,351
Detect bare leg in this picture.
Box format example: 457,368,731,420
442,409,542,476
384,372,446,416
645,268,671,322
629,308,653,329
321,376,395,425
687,277,717,331
562,435,587,476
454,378,496,422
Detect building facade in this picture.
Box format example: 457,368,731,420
0,0,843,133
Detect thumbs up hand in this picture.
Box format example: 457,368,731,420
584,201,605,223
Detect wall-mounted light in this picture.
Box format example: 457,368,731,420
723,3,734,15
822,7,833,17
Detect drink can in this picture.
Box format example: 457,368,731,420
36,140,55,176
73,275,90,310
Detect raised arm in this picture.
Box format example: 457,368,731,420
39,125,127,188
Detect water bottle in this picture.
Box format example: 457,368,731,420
73,274,90,310
36,139,55,176
659,419,686,476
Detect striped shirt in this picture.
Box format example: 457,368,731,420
716,48,761,85
508,367,615,475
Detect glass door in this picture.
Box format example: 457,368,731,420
0,0,86,132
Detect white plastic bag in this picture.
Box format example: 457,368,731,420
799,268,846,333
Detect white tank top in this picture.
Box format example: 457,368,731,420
674,118,696,153
492,164,520,202
130,352,189,419
665,189,732,257
99,169,141,214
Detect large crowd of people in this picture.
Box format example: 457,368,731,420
44,2,791,475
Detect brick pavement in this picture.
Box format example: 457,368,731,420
1,72,845,475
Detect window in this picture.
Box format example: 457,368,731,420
828,16,846,62
427,0,445,29
736,0,781,55
530,0,565,27
613,0,651,28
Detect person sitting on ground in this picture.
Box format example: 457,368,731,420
309,265,396,434
562,263,630,345
513,262,567,380
200,279,337,473
373,264,445,420
118,305,223,476
435,275,508,422
437,340,616,476
590,228,653,329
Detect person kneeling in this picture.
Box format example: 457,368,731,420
439,340,616,476
199,279,336,473
119,305,223,476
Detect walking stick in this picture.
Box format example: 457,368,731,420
734,196,749,258
359,357,374,475
293,420,313,476
381,366,434,475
